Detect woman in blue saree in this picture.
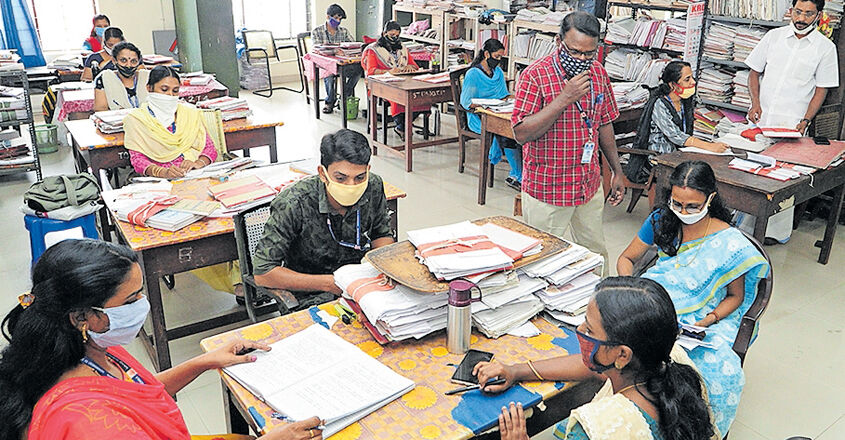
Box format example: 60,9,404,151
617,160,769,435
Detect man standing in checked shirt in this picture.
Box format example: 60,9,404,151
512,11,625,274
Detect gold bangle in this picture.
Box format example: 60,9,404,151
527,360,544,381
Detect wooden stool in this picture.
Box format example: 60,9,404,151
513,193,522,217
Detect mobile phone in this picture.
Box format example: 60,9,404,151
450,349,494,385
814,136,831,145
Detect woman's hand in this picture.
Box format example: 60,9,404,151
388,67,403,75
499,402,529,440
709,142,730,153
473,361,516,393
201,339,271,370
404,65,419,73
262,417,324,440
148,165,185,179
179,159,205,172
694,314,717,328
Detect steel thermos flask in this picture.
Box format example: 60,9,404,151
447,278,482,354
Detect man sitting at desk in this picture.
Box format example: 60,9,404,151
312,4,363,115
253,129,395,307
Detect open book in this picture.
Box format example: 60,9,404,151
222,325,415,437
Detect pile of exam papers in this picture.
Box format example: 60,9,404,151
611,82,650,111
696,65,734,103
604,48,671,86
196,96,252,120
91,108,134,133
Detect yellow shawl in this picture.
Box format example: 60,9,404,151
124,103,207,163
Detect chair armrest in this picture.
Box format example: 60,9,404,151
617,146,658,156
245,47,270,58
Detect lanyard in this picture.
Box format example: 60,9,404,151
327,210,371,251
81,354,146,384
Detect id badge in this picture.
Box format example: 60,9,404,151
581,141,595,164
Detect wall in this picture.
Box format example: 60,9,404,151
312,0,357,36
97,0,176,54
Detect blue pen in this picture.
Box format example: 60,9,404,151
248,406,267,434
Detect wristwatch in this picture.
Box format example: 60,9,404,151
800,118,811,125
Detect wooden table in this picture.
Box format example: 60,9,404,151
478,109,515,205
654,151,845,264
306,53,361,130
200,305,600,439
115,178,406,372
367,76,458,172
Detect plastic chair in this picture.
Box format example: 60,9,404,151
24,213,99,266
242,30,304,98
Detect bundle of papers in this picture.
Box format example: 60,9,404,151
0,109,27,123
142,54,174,64
196,96,252,120
605,17,636,45
472,294,544,338
208,175,276,209
544,251,604,287
696,66,734,103
708,0,790,21
48,52,85,70
337,42,364,58
693,107,724,140
181,72,215,86
733,27,768,62
520,242,591,280
662,18,687,52
407,221,515,280
334,263,448,341
611,82,650,111
478,273,547,310
536,272,600,317
703,22,737,60
604,48,671,86
471,98,515,114
731,70,751,109
109,197,204,231
90,108,134,133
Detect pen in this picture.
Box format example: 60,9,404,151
248,406,266,434
445,378,507,395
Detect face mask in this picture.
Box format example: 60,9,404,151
116,63,138,78
575,329,616,373
791,16,818,35
88,296,150,348
669,194,713,225
147,92,180,127
320,166,369,207
674,85,696,99
103,45,114,57
487,57,501,70
95,27,106,38
559,46,594,78
329,17,341,28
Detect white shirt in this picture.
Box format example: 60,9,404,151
745,26,839,127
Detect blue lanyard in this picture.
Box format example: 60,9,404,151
326,210,371,251
81,354,146,384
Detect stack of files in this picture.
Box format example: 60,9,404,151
825,1,843,28
0,132,29,160
703,22,737,60
111,198,203,231
708,0,789,21
48,53,85,70
407,221,514,280
512,31,535,59
472,294,544,338
0,109,27,123
662,18,687,52
477,273,547,311
521,243,590,279
447,39,476,51
611,82,650,111
222,324,415,437
334,263,448,341
90,108,134,133
714,133,770,152
604,17,636,45
764,137,845,169
142,54,174,64
183,156,257,180
693,107,723,140
697,66,734,102
536,272,601,324
733,27,767,62
338,42,364,58
541,11,568,26
729,153,811,181
312,45,338,56
0,95,26,109
516,7,551,22
208,175,276,209
731,70,751,109
470,98,515,114
0,86,24,99
629,18,668,49
528,34,556,59
714,116,751,138
544,251,603,286
604,48,671,85
474,271,520,297
180,72,215,86
196,96,252,120
480,222,542,259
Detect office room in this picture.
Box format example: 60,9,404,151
0,0,842,439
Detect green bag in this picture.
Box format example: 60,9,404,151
24,173,101,212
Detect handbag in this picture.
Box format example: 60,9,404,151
23,172,101,212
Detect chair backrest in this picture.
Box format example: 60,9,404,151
232,201,273,278
199,108,227,160
448,66,471,133
296,32,311,57
631,230,773,365
243,30,278,61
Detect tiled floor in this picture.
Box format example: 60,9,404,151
0,84,842,439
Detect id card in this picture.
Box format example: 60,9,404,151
581,141,595,164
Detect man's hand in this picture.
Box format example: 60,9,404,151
796,118,810,134
606,173,625,206
747,104,762,124
558,71,590,106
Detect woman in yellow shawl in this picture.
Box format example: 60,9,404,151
124,66,216,178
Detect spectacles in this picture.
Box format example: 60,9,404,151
562,41,597,59
669,198,709,214
327,210,371,251
792,9,819,19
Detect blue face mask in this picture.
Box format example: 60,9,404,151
329,17,341,28
95,27,106,38
88,296,150,348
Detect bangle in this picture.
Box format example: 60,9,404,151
707,312,720,323
527,360,544,381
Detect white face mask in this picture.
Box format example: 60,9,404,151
103,45,114,56
147,92,180,128
669,194,714,225
791,17,817,35
88,296,150,348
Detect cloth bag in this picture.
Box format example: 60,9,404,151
23,173,101,212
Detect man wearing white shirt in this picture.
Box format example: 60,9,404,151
743,0,839,243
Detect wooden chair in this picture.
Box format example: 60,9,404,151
632,230,773,365
296,32,314,104
242,30,304,98
448,66,492,185
603,108,657,213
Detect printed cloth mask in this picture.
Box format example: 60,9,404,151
559,45,594,78
791,17,818,35
88,296,151,348
95,27,106,38
670,193,714,225
329,17,341,28
487,56,501,71
575,329,617,373
147,93,180,129
117,63,138,78
674,85,696,99
321,166,369,206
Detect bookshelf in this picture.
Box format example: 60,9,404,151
506,20,561,80
392,5,448,66
0,70,41,180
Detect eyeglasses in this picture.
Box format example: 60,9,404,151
792,9,819,19
562,41,597,59
669,198,709,214
327,210,371,251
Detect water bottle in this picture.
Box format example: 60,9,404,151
447,278,482,354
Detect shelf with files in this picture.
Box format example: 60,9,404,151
604,42,684,57
393,5,447,66
706,14,787,28
0,70,41,181
607,1,690,14
701,57,747,69
399,33,441,45
700,98,748,113
506,20,561,80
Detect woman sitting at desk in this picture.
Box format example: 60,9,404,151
124,65,216,179
362,21,428,140
480,277,717,440
81,26,124,82
615,160,769,434
460,38,522,191
82,14,110,52
93,41,149,112
624,61,729,184
0,239,323,440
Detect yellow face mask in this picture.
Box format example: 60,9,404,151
320,166,369,207
674,84,696,100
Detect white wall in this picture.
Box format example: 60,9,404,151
98,0,176,54
312,0,357,36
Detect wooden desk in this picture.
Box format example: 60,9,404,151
306,53,361,130
200,305,599,439
478,109,515,205
654,151,845,264
115,178,406,372
367,76,459,172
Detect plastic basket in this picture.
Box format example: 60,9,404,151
35,124,59,154
345,96,360,120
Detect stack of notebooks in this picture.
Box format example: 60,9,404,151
180,72,215,86
142,54,174,64
208,175,276,209
731,70,751,109
91,109,134,133
196,96,252,120
697,65,734,103
536,272,601,326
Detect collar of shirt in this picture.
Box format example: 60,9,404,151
317,178,370,215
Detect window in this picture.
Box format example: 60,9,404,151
233,0,310,40
29,0,98,52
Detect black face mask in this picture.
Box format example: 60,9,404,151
117,64,138,78
487,57,500,71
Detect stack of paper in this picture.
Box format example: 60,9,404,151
697,65,734,103
472,294,544,338
478,273,547,311
662,18,687,52
604,48,671,86
605,17,637,45
208,175,276,209
703,22,737,60
536,272,601,325
110,198,204,231
181,72,215,86
90,108,134,133
368,73,404,82
733,27,768,62
48,52,85,70
612,82,650,111
407,221,514,280
414,72,451,83
196,96,252,120
142,54,174,64
338,42,364,58
528,34,556,59
693,107,724,140
0,90,26,123
544,252,604,286
511,31,535,59
731,70,751,109
471,98,515,114
708,0,789,21
334,263,448,341
183,157,257,180
0,50,23,71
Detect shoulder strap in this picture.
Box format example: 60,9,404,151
60,175,78,206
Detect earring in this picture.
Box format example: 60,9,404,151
615,360,625,370
81,322,89,343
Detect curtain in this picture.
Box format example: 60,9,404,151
0,0,46,67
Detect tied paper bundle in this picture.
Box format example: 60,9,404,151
91,108,134,133
111,194,205,231
537,272,601,326
470,272,545,338
196,96,252,121
334,263,448,341
407,221,515,280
